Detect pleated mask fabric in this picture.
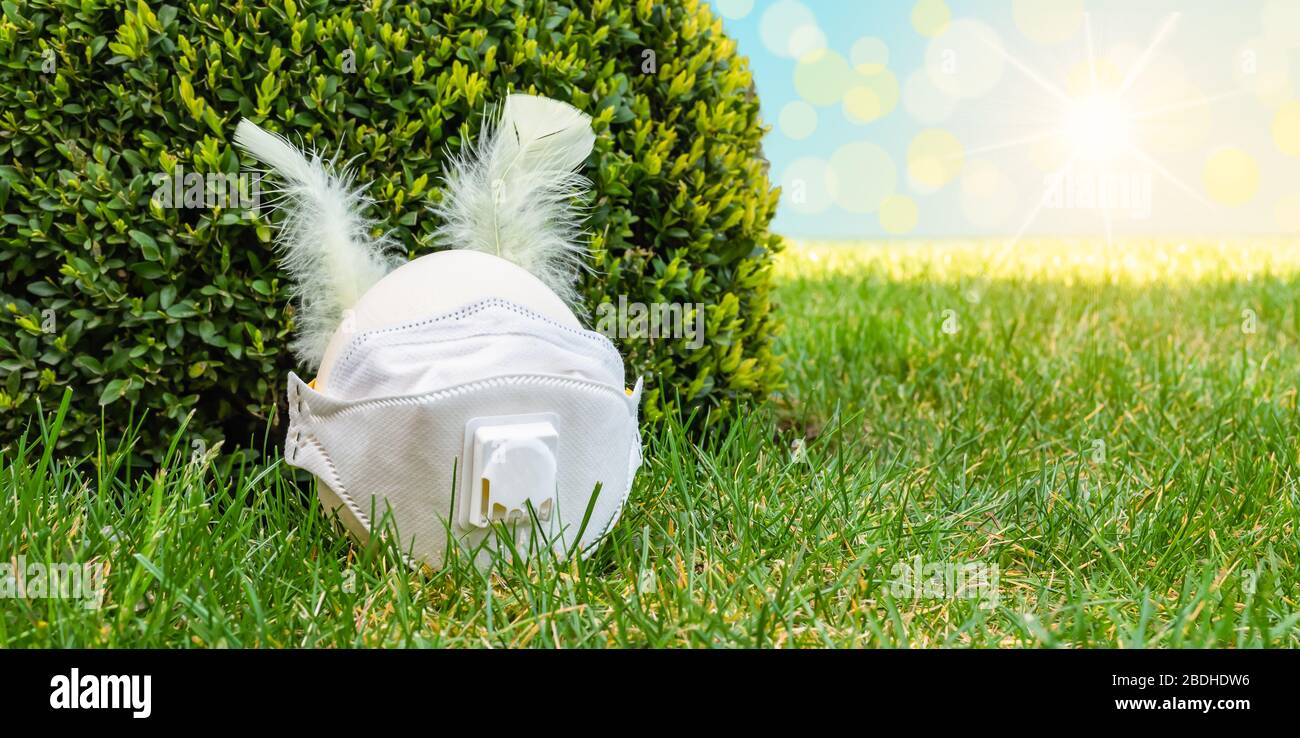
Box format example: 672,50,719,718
284,299,643,569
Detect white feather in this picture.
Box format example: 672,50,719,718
234,119,400,370
429,94,597,310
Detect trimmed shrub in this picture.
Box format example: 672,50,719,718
0,0,782,459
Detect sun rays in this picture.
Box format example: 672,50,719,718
966,12,1246,255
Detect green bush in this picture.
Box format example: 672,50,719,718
0,0,782,460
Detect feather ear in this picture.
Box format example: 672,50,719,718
428,94,596,311
234,120,401,370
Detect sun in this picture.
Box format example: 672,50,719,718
962,12,1227,252
1063,94,1134,162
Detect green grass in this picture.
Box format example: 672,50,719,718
3,239,1298,647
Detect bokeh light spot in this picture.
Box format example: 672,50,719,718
714,0,754,21
880,195,920,235
1276,194,1300,231
779,101,818,140
908,129,965,192
794,49,856,106
789,25,828,60
1272,101,1300,156
843,70,899,124
828,142,897,214
960,160,1019,228
1203,147,1260,206
760,1,821,59
912,0,951,38
926,20,1007,100
843,86,882,124
850,37,890,74
1013,0,1084,45
780,157,836,215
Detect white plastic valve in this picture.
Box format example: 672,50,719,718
459,415,559,529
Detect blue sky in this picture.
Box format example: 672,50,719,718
708,0,1300,239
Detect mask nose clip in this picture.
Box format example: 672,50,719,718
459,414,559,531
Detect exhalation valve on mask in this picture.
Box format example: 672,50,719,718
235,95,643,569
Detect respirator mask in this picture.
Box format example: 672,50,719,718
236,95,642,568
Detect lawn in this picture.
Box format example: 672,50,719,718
3,239,1298,647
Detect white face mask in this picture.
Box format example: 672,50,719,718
284,299,643,568
233,95,638,571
